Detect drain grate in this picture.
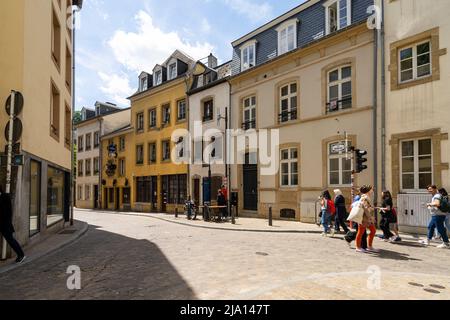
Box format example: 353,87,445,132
255,252,269,256
58,229,77,235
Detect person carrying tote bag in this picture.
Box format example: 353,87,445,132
348,199,364,225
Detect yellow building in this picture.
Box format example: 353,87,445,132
0,0,82,249
101,50,194,213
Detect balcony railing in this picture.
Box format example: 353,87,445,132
242,120,256,130
326,97,352,114
278,108,298,123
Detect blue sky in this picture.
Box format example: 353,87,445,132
75,0,307,110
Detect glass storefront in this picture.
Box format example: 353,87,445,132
47,166,65,226
30,160,41,236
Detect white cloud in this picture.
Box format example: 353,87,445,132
222,0,272,22
201,18,212,34
98,72,134,107
108,10,215,74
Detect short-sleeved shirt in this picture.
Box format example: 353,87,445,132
430,194,446,216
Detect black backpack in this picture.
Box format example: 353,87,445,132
439,196,450,213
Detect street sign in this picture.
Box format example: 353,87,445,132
330,142,347,154
5,91,24,116
13,155,24,166
4,118,23,143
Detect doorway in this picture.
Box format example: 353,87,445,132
94,185,99,209
243,153,258,211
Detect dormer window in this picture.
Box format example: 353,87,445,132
276,19,298,56
324,0,351,35
140,76,148,92
240,40,257,71
168,62,177,80
154,70,162,86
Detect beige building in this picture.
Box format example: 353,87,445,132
75,103,130,209
0,0,82,250
382,0,450,233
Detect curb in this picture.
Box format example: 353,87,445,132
0,221,89,275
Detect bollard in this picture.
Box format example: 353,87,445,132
175,208,178,218
231,206,236,225
269,207,273,227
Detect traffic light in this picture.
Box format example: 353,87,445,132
355,149,368,173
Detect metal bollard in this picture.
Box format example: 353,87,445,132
269,207,273,227
175,208,178,218
231,206,236,225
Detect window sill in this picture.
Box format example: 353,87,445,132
176,119,187,124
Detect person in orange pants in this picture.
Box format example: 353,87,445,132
356,185,380,254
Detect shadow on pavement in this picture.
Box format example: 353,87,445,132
372,249,422,262
0,224,197,300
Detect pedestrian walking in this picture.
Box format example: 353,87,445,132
217,189,227,219
345,193,367,249
320,190,335,237
355,185,379,254
378,191,395,242
334,189,349,234
420,185,450,249
0,186,26,263
439,188,450,236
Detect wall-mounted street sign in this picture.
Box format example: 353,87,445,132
13,155,24,166
5,91,24,116
4,118,23,143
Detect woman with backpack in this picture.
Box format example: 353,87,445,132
320,190,335,237
355,185,379,253
438,188,450,237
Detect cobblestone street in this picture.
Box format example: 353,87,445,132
1,210,450,300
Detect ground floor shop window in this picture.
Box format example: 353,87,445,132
47,166,65,226
30,160,41,236
165,174,187,205
136,177,152,203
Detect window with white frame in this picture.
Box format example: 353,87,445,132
119,158,126,177
177,100,186,121
280,148,298,187
94,157,99,175
324,0,351,35
243,96,256,130
401,138,433,191
328,141,352,186
168,63,177,80
78,185,83,201
136,145,144,165
136,112,144,132
154,70,162,85
162,104,171,125
277,20,298,56
85,185,91,201
140,76,148,91
399,40,431,83
240,41,256,71
162,140,171,161
149,109,157,128
327,65,352,112
279,82,298,123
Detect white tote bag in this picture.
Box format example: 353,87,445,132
347,201,364,224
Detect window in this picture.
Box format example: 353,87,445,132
94,157,99,175
51,82,60,139
162,140,171,161
167,175,187,205
94,131,100,149
279,83,298,123
327,65,352,113
65,44,72,88
277,20,297,56
52,7,61,68
108,188,114,203
149,109,157,128
280,148,298,187
85,159,91,176
136,112,144,132
162,104,171,125
64,104,71,148
325,0,351,35
140,76,148,91
78,160,83,177
210,136,223,162
136,177,152,203
47,166,65,226
401,139,433,191
136,145,144,165
85,185,91,201
168,63,177,80
240,42,256,71
203,99,214,122
177,100,186,121
149,143,157,164
77,185,83,201
154,70,162,86
119,158,126,177
78,136,84,152
119,136,125,152
243,96,256,130
328,141,352,186
85,133,92,151
30,160,41,236
399,41,431,83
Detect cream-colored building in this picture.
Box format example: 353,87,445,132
188,57,231,206
229,0,376,222
75,103,130,209
0,0,82,250
382,0,450,233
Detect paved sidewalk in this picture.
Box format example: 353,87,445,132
75,208,423,241
0,220,89,275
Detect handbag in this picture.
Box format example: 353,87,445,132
347,202,364,224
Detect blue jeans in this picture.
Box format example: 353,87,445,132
428,215,449,243
321,210,332,233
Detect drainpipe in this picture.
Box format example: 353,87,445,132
98,118,103,209
380,0,387,192
373,27,379,210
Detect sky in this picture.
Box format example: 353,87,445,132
75,0,307,110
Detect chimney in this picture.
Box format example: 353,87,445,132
207,53,218,69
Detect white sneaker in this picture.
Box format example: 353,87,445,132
367,247,381,253
330,230,336,237
437,243,450,249
420,239,430,246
